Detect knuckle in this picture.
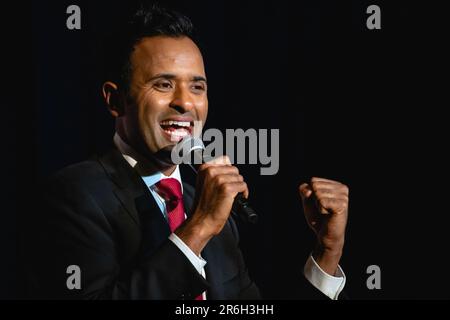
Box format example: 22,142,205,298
218,183,227,193
333,199,347,213
215,175,225,185
206,167,217,179
341,184,349,195
337,203,347,213
318,197,328,207
311,182,319,192
340,199,348,209
222,184,234,194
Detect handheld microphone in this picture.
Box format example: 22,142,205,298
174,136,259,224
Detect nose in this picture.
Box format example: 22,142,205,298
169,85,194,114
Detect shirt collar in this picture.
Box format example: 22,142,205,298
113,133,183,190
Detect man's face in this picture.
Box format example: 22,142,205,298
121,36,208,159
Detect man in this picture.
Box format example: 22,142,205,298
25,4,349,300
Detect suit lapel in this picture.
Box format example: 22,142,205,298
135,191,171,260
97,149,144,226
97,149,170,259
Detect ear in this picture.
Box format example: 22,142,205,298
102,81,124,117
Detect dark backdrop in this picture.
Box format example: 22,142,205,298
2,0,448,299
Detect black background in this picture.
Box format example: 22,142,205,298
1,0,448,299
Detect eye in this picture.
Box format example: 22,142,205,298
191,82,206,93
154,81,173,91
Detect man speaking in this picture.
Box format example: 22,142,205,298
25,3,349,300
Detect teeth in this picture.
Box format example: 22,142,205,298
163,129,189,137
160,120,190,127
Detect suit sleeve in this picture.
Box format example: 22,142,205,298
227,217,261,299
25,176,208,300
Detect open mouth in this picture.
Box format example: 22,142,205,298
160,119,194,142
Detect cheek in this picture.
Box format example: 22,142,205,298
155,97,172,108
197,97,208,122
138,92,170,123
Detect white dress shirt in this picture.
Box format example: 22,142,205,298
113,133,346,299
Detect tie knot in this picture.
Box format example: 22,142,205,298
155,178,182,203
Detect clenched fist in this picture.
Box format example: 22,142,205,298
299,177,349,275
175,156,248,255
193,155,248,233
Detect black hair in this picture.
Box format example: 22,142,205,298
103,2,195,92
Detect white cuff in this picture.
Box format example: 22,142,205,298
303,255,346,300
169,233,207,276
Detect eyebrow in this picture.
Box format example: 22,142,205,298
148,73,207,83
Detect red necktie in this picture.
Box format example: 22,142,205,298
155,178,185,232
155,178,204,300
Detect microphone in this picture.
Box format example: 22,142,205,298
173,136,259,224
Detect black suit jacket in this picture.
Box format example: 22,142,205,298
23,148,335,299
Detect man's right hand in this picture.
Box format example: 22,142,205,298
175,156,248,256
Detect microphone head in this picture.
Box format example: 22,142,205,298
170,136,205,166
181,136,205,153
172,136,259,225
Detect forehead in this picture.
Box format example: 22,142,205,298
130,36,205,77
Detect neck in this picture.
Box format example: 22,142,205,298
116,132,177,176
161,165,177,177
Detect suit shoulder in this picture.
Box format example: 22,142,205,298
44,157,111,194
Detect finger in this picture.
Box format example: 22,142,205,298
314,188,349,201
316,199,330,215
311,177,344,184
201,165,239,179
204,155,232,166
311,181,349,195
311,177,348,190
237,180,250,199
299,183,313,200
221,181,248,198
242,185,249,199
215,174,244,186
317,197,348,215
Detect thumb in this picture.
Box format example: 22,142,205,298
299,183,313,201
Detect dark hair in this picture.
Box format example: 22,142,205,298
103,2,195,92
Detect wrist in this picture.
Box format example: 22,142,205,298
312,242,344,276
175,214,216,256
317,237,345,255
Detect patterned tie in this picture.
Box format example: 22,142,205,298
155,178,204,300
